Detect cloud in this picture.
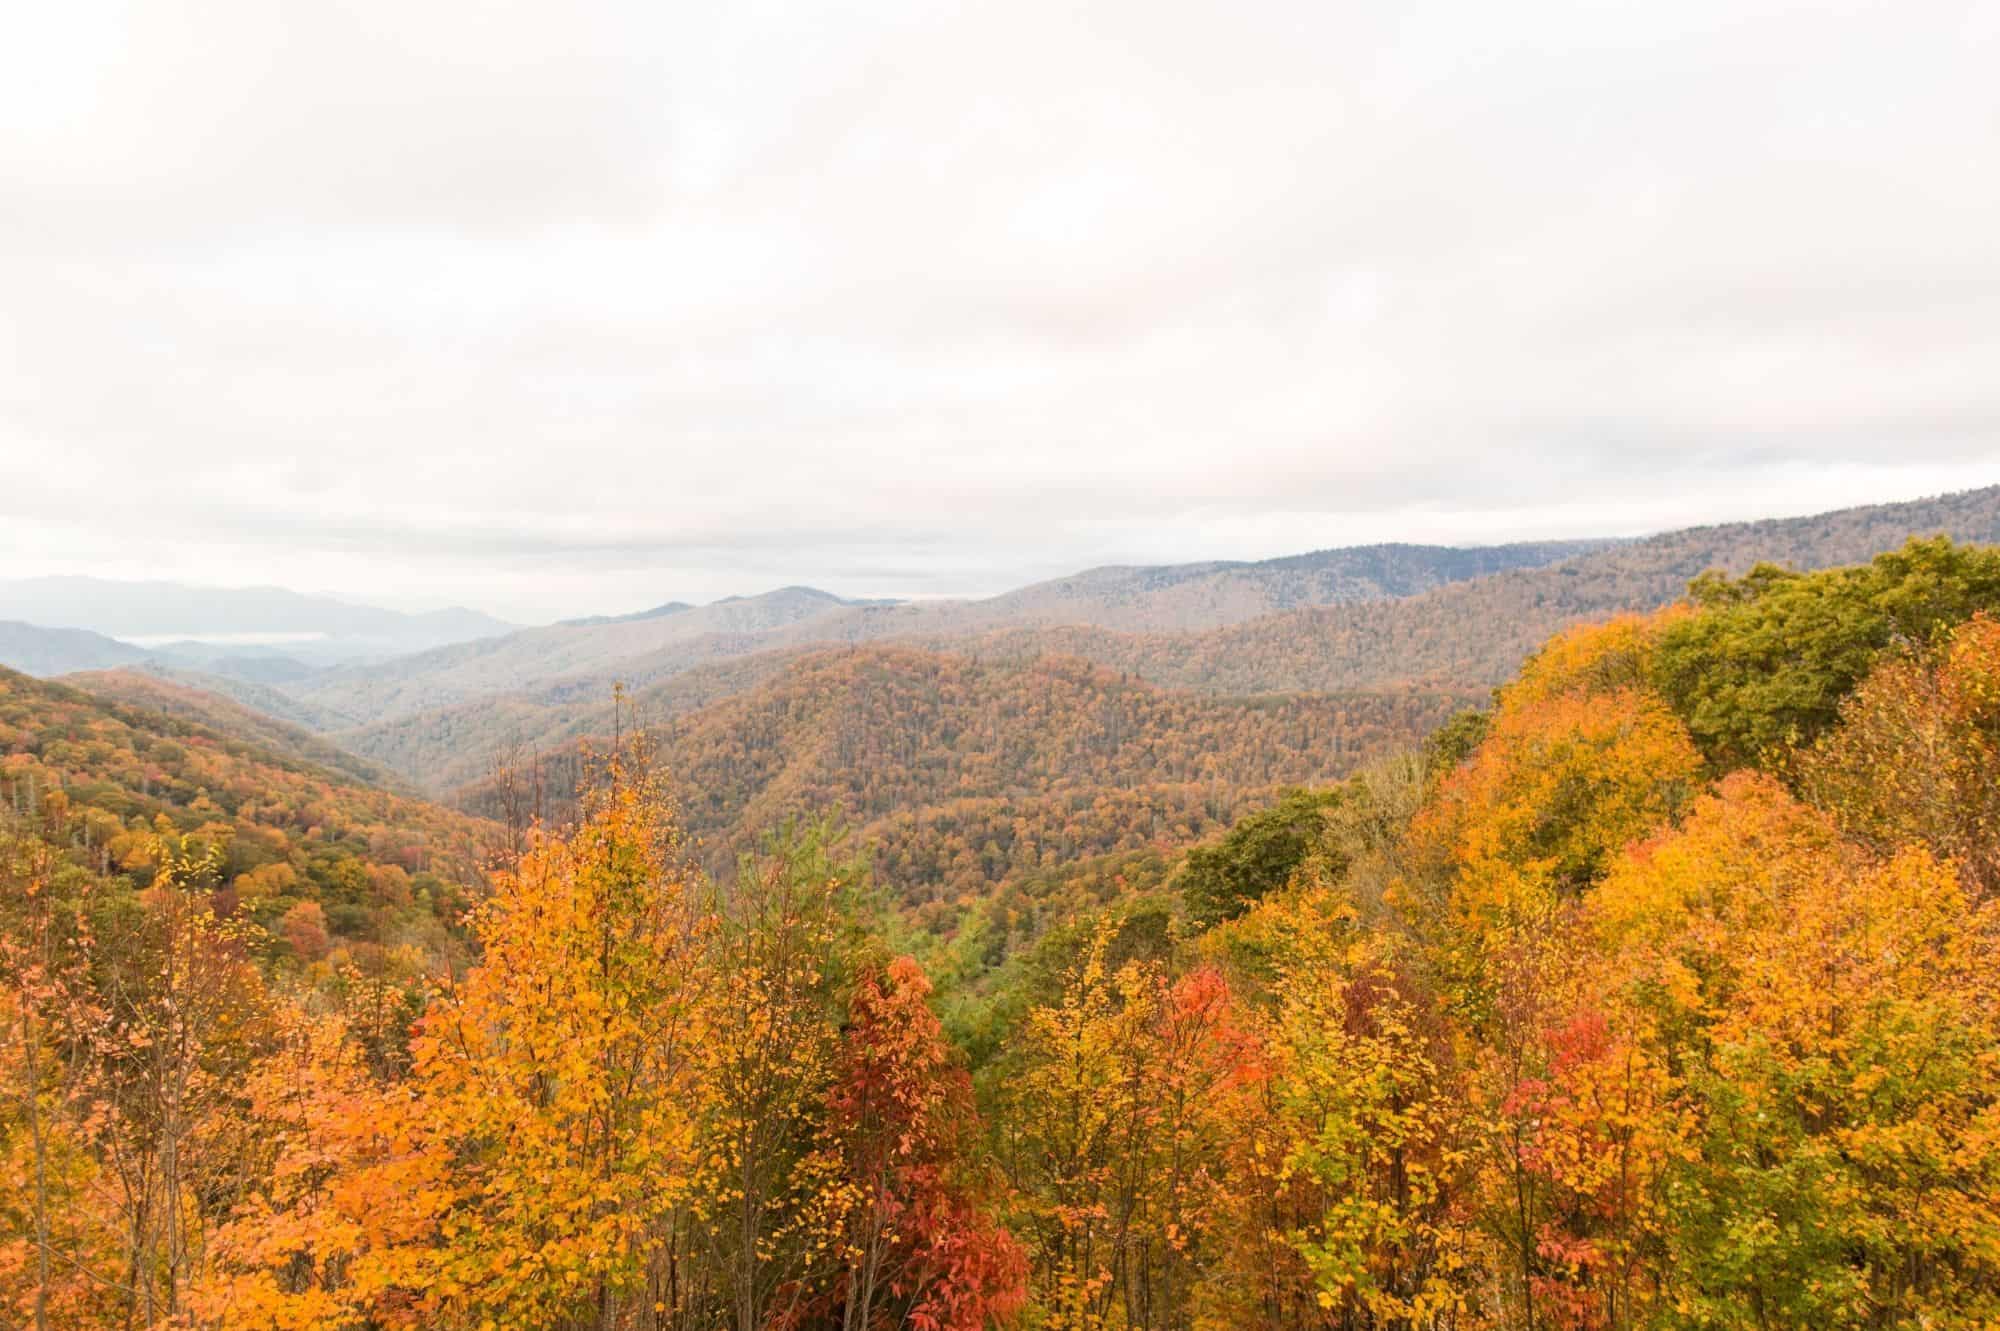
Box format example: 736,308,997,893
1,0,1996,620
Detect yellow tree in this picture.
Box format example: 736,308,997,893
0,827,120,1331
412,771,712,1331
1248,887,1483,1331
996,923,1133,1331
187,1006,449,1331
1591,773,2000,1327
1000,919,1254,1331
1803,612,2000,895
1399,618,1701,1329
683,830,857,1331
88,837,273,1329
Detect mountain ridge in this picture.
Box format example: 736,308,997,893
0,619,151,675
0,575,515,663
279,540,1611,727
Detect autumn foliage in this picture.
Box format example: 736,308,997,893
7,542,2000,1329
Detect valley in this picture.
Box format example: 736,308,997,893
6,487,1999,911
6,488,2000,1329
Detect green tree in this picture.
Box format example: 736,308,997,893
1178,789,1343,929
1653,537,2000,768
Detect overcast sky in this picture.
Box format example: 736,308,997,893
2,0,1996,622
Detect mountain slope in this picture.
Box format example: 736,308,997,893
283,542,1605,733
137,663,363,731
460,646,1474,901
0,665,499,948
62,667,407,790
0,620,150,675
334,647,814,791
951,485,2000,695
292,585,869,723
0,576,514,662
549,488,2000,692
872,538,1616,633
293,485,2000,793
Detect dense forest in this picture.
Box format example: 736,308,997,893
65,485,1993,802
5,535,2000,1329
457,649,1473,901
5,493,1998,778
0,667,497,967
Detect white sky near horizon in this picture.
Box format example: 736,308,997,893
2,0,1997,622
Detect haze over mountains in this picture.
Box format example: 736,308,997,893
0,619,152,675
5,487,1997,834
276,538,1611,726
288,486,2000,792
0,576,514,666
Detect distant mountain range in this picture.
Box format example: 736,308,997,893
289,585,887,724
947,482,2000,696
0,576,515,665
319,485,2000,793
277,541,1607,728
0,620,151,675
919,538,1618,631
9,485,1999,808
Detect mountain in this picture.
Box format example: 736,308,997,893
457,645,1475,902
290,585,876,723
557,600,695,627
956,483,2000,695
0,576,515,663
141,640,321,684
876,538,1617,633
133,663,364,732
292,484,2000,795
15,516,2000,1330
0,664,498,948
276,545,1605,732
61,668,407,790
0,620,150,675
331,647,816,792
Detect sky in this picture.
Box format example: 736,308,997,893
2,0,1997,624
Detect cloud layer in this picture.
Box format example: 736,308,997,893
3,0,1996,619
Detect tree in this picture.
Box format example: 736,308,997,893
1252,891,1482,1330
686,825,859,1331
0,826,119,1331
412,770,711,1331
1178,790,1344,930
1406,683,1700,990
826,957,1025,1331
88,837,273,1329
1802,612,2000,894
188,1006,448,1331
1000,922,1255,1330
1653,536,2000,768
1590,773,2000,1327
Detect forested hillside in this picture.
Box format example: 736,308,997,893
461,647,1473,901
63,668,406,789
270,538,1602,737
254,484,2000,799
800,538,1613,635
0,666,497,960
330,646,815,790
9,536,1999,1330
289,542,1598,727
294,585,876,722
971,486,2000,694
